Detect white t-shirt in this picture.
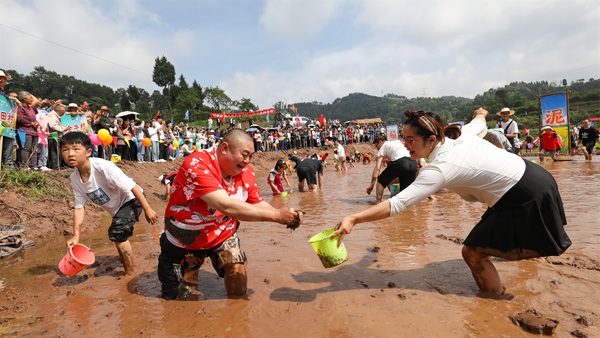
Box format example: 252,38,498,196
497,118,518,135
336,144,345,157
71,158,138,216
376,140,410,161
389,119,525,216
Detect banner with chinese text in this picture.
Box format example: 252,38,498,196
540,93,569,153
0,95,16,138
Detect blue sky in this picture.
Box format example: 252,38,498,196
1,0,599,110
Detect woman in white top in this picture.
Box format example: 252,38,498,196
333,108,570,298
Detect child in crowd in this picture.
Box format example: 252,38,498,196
267,159,292,195
60,131,158,276
181,139,192,157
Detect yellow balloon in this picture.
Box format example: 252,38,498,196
173,140,180,147
98,129,111,142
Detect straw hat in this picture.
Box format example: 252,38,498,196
496,107,515,116
540,126,553,132
68,103,79,109
0,70,12,81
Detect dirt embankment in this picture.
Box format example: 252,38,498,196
0,143,375,239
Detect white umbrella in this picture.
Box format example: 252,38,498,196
115,111,139,118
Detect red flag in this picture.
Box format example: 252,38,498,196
154,111,160,120
292,104,297,113
319,114,325,127
221,114,225,123
295,115,301,127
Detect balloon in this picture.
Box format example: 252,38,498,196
173,140,180,148
192,145,198,151
168,144,173,152
101,135,112,146
98,129,111,142
89,134,102,146
273,143,277,147
196,142,201,148
142,138,151,147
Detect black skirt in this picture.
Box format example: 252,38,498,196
463,159,571,259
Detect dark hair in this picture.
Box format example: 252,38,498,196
404,110,445,144
275,159,287,170
59,131,92,150
444,124,462,140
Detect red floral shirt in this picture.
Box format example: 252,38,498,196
164,147,263,249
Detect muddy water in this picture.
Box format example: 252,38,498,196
1,159,600,337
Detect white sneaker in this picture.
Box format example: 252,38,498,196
39,166,51,171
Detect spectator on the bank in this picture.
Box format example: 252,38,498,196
16,91,41,170
47,103,66,169
36,107,51,171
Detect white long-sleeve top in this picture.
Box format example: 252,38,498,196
389,120,526,216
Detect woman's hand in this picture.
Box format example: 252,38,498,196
331,216,356,246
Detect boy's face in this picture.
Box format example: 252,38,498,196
61,143,92,168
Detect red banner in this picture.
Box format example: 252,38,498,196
210,108,275,119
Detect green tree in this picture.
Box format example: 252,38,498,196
236,98,258,112
204,86,232,112
152,56,176,113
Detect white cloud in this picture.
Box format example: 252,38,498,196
1,0,598,111
260,0,343,41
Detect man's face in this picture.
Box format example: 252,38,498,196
501,111,510,121
219,139,255,178
0,77,6,88
81,101,89,111
69,108,78,116
582,120,590,128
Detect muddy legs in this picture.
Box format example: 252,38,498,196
114,240,134,275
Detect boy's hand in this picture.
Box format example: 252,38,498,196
66,235,79,248
145,208,159,224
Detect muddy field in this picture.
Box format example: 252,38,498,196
1,145,599,337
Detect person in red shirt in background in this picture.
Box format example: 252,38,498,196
538,126,559,162
158,129,303,300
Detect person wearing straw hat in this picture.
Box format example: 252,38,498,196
332,108,570,299
538,125,559,162
496,107,519,155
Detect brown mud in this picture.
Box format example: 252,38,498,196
1,146,600,337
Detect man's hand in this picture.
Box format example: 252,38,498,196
286,209,304,231
366,185,374,195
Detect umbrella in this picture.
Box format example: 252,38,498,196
115,111,139,119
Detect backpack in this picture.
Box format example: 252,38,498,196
555,133,563,151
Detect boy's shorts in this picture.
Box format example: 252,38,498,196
540,149,557,157
108,198,143,243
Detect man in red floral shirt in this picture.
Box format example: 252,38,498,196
159,129,302,300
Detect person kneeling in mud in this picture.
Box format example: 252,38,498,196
159,171,178,201
158,129,303,300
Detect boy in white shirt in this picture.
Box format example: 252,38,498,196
60,132,158,276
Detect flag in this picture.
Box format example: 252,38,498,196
154,111,161,120
319,114,325,127
295,115,301,127
184,110,189,121
266,113,270,123
170,116,174,125
292,104,297,113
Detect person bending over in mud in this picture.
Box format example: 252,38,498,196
60,131,158,276
332,108,571,299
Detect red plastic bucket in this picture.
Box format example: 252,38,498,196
58,244,96,276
